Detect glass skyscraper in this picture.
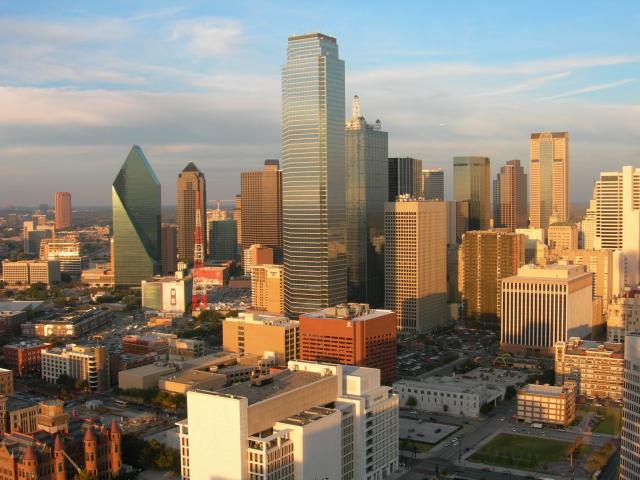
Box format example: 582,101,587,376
112,145,161,286
453,156,491,231
282,33,346,317
345,95,388,307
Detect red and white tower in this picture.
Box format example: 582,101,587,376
192,196,207,309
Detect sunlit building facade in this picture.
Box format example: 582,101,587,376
453,156,491,231
494,160,527,230
177,162,207,263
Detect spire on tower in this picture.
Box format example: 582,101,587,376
352,95,360,119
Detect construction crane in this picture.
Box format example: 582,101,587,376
192,195,207,310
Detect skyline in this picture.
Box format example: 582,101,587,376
1,0,639,205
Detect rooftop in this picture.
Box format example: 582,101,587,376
225,312,297,327
520,383,568,397
276,406,336,427
302,303,394,321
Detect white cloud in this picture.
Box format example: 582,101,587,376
171,18,243,57
539,78,635,101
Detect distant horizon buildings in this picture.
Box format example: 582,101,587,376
54,192,71,230
453,156,491,231
177,162,207,263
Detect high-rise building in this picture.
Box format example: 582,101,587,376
384,199,447,332
494,160,527,230
453,156,491,230
206,207,228,256
421,168,444,200
243,244,273,276
251,264,284,314
460,230,525,328
500,264,592,356
54,192,71,230
446,200,469,245
608,291,640,343
177,163,207,263
112,145,161,286
621,332,640,480
530,132,569,229
179,361,398,480
240,160,283,262
299,303,397,384
161,224,178,275
282,33,346,317
581,200,597,250
345,95,388,306
233,194,242,249
388,157,422,201
39,236,82,275
548,221,578,254
209,219,238,261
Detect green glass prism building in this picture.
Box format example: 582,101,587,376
112,145,161,286
282,33,347,317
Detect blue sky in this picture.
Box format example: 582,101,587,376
0,0,638,205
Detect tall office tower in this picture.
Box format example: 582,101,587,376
233,194,242,254
421,168,444,201
495,160,527,230
384,199,447,333
112,145,161,286
54,192,71,230
621,332,640,480
492,178,500,228
251,264,284,314
206,207,228,255
590,166,640,286
581,199,597,250
210,219,238,261
530,132,569,229
388,157,422,201
500,264,592,356
243,244,273,275
345,95,388,306
282,33,346,317
177,163,206,263
446,200,469,245
460,231,525,329
240,160,283,262
161,224,178,275
453,156,491,230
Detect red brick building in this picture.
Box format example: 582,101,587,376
299,303,397,384
3,341,51,377
122,334,170,356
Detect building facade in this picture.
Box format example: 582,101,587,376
41,344,109,392
516,384,576,427
495,159,527,230
251,264,284,314
3,342,51,377
388,157,422,201
39,237,82,275
209,219,238,261
54,192,71,230
548,222,578,254
608,291,640,343
177,163,207,264
242,244,273,276
161,224,178,275
453,156,491,230
2,260,61,287
141,275,192,314
621,332,640,480
421,168,444,201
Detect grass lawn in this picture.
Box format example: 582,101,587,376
592,407,622,435
470,434,570,470
400,439,433,454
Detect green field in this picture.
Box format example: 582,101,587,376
471,434,570,470
400,439,433,454
592,407,622,435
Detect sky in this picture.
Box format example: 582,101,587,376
0,0,638,206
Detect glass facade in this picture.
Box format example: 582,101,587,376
210,219,238,262
453,156,491,231
282,33,346,317
112,145,161,286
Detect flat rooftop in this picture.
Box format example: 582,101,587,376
302,303,393,322
520,384,566,397
277,406,336,426
163,370,223,385
120,363,176,377
215,369,324,405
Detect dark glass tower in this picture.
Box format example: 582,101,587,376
112,145,161,286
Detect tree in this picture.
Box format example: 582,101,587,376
443,404,449,412
60,272,72,283
406,396,417,407
74,379,89,391
56,374,75,391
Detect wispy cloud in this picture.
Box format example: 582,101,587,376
539,78,635,101
171,18,243,57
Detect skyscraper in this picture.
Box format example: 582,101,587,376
494,160,527,230
453,156,491,230
54,192,71,230
621,333,640,480
177,163,206,263
161,224,178,275
388,157,422,201
384,199,447,332
210,219,238,262
422,168,444,200
345,95,388,306
530,132,569,229
112,145,161,286
240,160,283,262
282,33,346,317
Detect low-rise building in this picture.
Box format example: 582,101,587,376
554,338,624,401
170,338,205,359
607,290,640,343
1,260,61,287
547,221,578,254
39,237,82,275
3,341,52,377
41,344,109,392
21,307,113,338
141,274,193,314
118,363,177,391
516,383,576,427
0,395,38,434
80,266,114,288
0,368,14,395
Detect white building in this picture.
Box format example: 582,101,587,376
393,376,505,417
141,274,192,314
608,290,640,343
178,361,399,480
621,333,640,480
41,344,109,391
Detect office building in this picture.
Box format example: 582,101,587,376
177,163,207,263
251,264,284,314
3,341,51,377
54,192,71,230
516,227,546,264
233,194,242,249
161,223,178,275
282,33,347,317
1,260,61,287
0,368,13,395
243,244,273,276
179,361,399,480
0,396,37,434
345,95,388,306
41,344,109,392
39,237,82,275
500,264,593,356
209,219,238,261
80,266,114,288
421,168,444,200
453,156,491,230
548,221,578,254
581,200,597,250
299,303,396,384
516,384,575,427
141,275,193,314
608,291,640,343
21,307,113,338
388,157,422,201
22,219,54,254
446,200,469,245
384,199,447,332
460,230,525,328
494,160,527,230
112,145,161,286
240,160,283,262
530,132,569,229
554,338,624,401
206,207,228,255
223,312,299,365
621,333,640,480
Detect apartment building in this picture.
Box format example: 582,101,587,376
3,341,52,377
516,383,576,427
607,290,640,342
250,264,284,314
21,307,113,338
41,344,109,392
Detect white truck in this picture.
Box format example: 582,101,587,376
532,422,543,429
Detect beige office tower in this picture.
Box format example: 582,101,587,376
251,264,284,314
547,222,578,254
453,156,491,230
461,230,525,328
530,132,569,229
384,199,447,332
495,160,527,230
581,199,597,250
177,163,206,263
240,160,283,262
621,333,640,480
54,192,71,230
233,193,242,251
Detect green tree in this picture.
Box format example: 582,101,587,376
405,396,417,407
